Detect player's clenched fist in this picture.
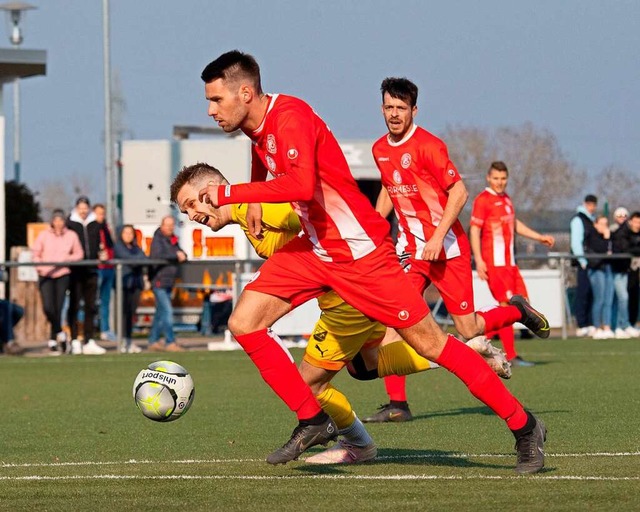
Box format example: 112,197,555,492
198,182,220,207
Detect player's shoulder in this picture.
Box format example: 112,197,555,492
272,94,313,117
413,126,447,148
372,133,389,153
473,188,492,204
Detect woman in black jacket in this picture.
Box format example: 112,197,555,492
584,216,614,339
114,225,147,353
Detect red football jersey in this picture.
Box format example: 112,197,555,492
372,125,468,261
470,188,516,267
217,94,389,263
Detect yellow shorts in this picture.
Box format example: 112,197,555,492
303,291,386,371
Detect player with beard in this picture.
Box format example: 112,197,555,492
196,51,547,473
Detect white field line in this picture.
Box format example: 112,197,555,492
2,451,639,469
0,474,638,482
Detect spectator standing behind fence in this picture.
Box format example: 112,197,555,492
617,211,640,331
148,216,187,352
570,194,598,337
609,207,629,332
93,204,116,342
585,216,615,339
610,207,639,338
0,299,25,355
66,196,107,355
31,209,84,355
114,224,147,353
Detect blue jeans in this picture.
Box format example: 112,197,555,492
149,287,175,344
612,272,630,329
589,265,614,327
99,268,115,333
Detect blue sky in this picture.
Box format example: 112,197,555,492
6,0,639,201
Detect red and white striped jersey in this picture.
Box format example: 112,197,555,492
372,125,468,261
217,94,389,263
470,188,516,267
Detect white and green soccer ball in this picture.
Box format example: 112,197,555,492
133,361,195,422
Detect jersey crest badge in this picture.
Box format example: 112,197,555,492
401,153,412,169
266,134,277,154
287,148,299,159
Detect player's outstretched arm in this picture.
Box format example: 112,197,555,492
515,219,555,248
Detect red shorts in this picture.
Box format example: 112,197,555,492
404,252,475,316
244,236,429,329
486,265,528,303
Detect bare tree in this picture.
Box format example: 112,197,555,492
36,172,100,220
594,165,640,213
442,122,586,211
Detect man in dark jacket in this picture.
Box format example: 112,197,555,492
66,196,107,355
615,212,640,333
148,215,187,352
610,209,639,337
570,194,598,336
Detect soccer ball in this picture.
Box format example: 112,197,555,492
133,360,195,422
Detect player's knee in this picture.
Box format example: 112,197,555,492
227,311,253,336
346,353,379,381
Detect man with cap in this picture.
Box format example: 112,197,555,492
612,209,640,338
570,194,598,336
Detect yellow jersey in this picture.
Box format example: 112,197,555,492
231,203,301,259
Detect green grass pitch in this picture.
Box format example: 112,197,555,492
1,338,639,511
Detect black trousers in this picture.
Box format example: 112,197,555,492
574,266,593,328
68,270,98,341
629,269,639,326
39,275,70,339
122,288,141,339
0,300,24,345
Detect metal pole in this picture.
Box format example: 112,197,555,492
102,0,115,229
12,77,19,182
559,256,568,340
115,261,123,352
0,110,6,300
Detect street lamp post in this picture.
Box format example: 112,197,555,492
0,2,36,184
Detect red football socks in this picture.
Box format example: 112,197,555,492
234,329,321,421
478,305,521,333
498,325,517,360
436,334,527,430
384,374,407,402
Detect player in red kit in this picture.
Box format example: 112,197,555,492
470,161,555,366
361,77,551,423
198,51,547,473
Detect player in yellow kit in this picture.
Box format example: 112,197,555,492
171,162,509,464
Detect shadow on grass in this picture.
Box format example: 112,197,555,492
411,405,569,422
294,447,514,474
